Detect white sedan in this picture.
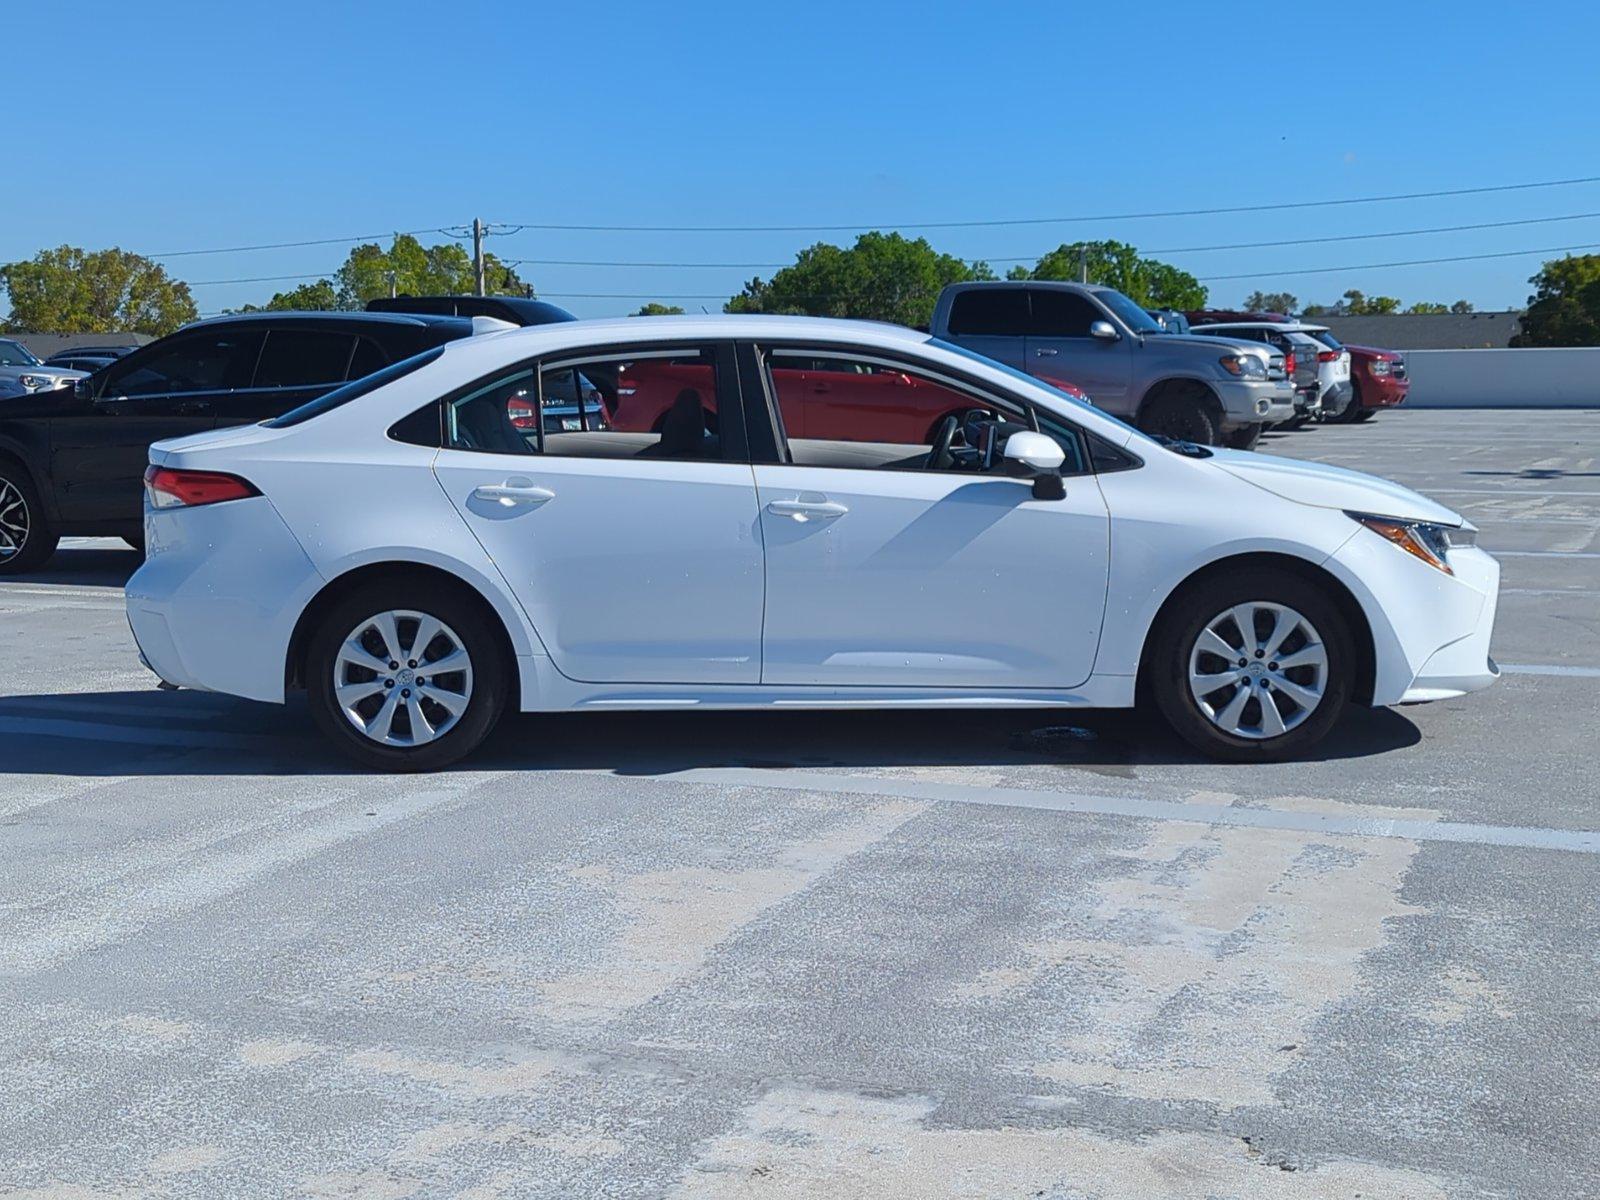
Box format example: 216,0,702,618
125,316,1499,770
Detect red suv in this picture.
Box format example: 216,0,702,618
605,353,1089,440
1184,310,1407,423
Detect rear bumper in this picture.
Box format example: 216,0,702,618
126,495,323,703
1320,379,1355,413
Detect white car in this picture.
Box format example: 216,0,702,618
1192,322,1354,418
0,337,88,399
125,316,1500,770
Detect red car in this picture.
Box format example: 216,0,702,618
605,353,1090,441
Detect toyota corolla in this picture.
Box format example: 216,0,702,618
124,316,1500,770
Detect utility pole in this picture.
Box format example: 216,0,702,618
472,218,486,296
1079,244,1088,284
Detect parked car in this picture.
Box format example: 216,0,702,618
1190,322,1350,420
125,315,1498,771
1184,310,1406,423
0,311,508,573
43,345,140,373
1336,342,1409,422
0,337,88,400
932,282,1294,449
1146,308,1191,334
367,294,577,326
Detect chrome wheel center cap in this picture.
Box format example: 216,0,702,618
396,668,415,686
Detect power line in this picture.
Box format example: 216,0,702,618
496,175,1600,232
499,210,1600,271
148,228,452,259
1197,241,1600,282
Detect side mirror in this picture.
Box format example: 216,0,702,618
1089,320,1120,341
1002,431,1067,500
73,377,92,401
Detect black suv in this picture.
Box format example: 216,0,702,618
0,311,484,574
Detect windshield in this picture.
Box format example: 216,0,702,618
1308,329,1343,351
1093,289,1164,335
0,339,42,367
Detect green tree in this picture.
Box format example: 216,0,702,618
725,231,992,327
234,279,340,313
1010,241,1207,309
631,302,686,316
1242,290,1298,315
334,234,528,308
1450,300,1475,314
1338,289,1401,315
1405,301,1449,314
1511,253,1600,346
1,245,197,335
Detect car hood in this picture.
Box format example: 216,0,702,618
1174,333,1274,355
2,364,87,379
1209,448,1463,525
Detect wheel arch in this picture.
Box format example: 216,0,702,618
1134,551,1377,705
1134,375,1224,425
285,560,526,697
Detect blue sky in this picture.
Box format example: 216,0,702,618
6,0,1600,319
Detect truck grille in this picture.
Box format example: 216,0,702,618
1392,358,1408,379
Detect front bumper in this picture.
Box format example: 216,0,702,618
1360,375,1409,408
1216,378,1296,425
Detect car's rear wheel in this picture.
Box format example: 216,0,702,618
1148,568,1353,762
0,460,58,576
1139,385,1220,446
306,579,508,771
1330,383,1367,424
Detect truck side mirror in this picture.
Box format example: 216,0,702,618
1089,320,1119,341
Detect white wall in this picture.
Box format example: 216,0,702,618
1404,348,1600,408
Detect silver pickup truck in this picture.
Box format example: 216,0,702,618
931,281,1296,447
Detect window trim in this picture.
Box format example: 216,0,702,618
738,339,1096,479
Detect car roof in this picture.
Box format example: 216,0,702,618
451,313,932,351
367,295,577,325
1194,321,1329,334
180,310,477,334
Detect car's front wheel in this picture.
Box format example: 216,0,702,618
306,579,509,771
1148,568,1354,762
0,459,58,576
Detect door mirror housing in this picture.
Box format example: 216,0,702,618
1089,320,1120,341
1002,431,1067,500
73,377,93,401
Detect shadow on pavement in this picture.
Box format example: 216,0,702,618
0,687,1422,779
13,542,141,588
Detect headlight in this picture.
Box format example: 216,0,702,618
1219,354,1267,380
1347,512,1471,575
17,374,48,390
1369,359,1392,377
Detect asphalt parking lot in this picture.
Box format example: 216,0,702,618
2,408,1597,1199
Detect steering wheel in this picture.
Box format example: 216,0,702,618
926,414,961,470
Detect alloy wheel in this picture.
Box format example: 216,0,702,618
0,477,29,561
1187,601,1328,740
333,609,474,747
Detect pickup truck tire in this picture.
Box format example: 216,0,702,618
1222,424,1262,451
0,456,58,576
1138,384,1220,446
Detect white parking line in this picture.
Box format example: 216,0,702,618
663,768,1600,855
1498,662,1600,678
1492,549,1600,559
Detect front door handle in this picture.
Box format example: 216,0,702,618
174,399,212,414
1034,347,1059,357
766,498,848,523
473,481,556,507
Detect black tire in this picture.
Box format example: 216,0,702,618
1330,383,1367,424
1138,386,1220,446
0,457,59,576
1147,567,1354,763
1222,423,1262,451
305,578,510,772
1353,408,1377,423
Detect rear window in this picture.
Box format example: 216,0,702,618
253,330,355,388
263,346,445,428
1309,329,1343,351
946,288,1029,337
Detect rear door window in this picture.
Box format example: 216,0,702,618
347,336,389,380
1027,289,1102,338
252,330,356,388
946,288,1030,336
104,331,264,396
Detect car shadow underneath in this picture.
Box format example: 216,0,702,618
0,688,1422,779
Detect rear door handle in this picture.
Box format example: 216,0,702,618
766,498,848,522
473,481,555,507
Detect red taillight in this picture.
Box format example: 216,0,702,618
1284,352,1296,374
1317,350,1340,363
143,466,260,509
